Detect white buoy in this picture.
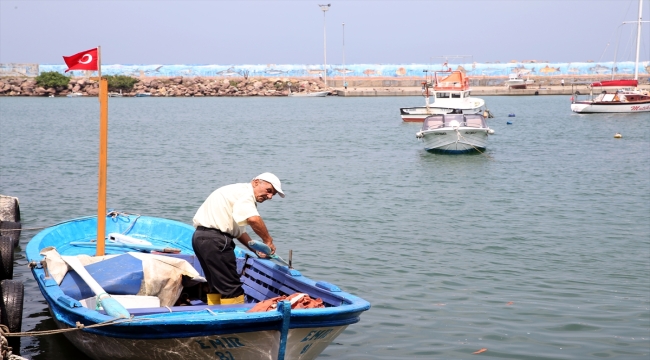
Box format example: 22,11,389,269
614,133,622,138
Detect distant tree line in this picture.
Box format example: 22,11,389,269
34,71,138,91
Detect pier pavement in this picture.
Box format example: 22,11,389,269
334,84,650,97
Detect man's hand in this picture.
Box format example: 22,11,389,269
265,241,276,255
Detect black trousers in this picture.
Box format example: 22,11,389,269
191,227,244,298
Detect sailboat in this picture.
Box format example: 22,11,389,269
571,0,650,113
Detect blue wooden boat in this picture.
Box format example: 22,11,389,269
26,213,370,360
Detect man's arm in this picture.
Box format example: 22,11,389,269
245,215,276,254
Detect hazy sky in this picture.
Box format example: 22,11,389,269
1,0,649,65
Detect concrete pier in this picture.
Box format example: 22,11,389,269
335,84,650,97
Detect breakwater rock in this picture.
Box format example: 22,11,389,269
0,77,332,97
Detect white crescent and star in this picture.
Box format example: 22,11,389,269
79,54,93,64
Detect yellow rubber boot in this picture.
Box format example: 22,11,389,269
220,295,244,305
206,293,221,305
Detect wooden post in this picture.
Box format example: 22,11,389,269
96,46,107,256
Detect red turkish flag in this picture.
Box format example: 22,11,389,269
62,48,98,72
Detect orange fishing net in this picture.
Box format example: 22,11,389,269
247,293,325,312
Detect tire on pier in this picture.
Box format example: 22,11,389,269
0,237,13,281
0,222,21,248
0,279,24,352
0,196,20,223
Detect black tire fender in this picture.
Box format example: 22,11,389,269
0,279,24,334
0,279,24,353
0,237,13,280
0,221,21,248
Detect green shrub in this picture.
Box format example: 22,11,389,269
229,80,240,87
105,75,138,91
35,71,70,88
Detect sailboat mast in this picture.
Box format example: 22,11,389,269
634,0,642,81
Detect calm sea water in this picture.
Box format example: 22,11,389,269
1,95,648,359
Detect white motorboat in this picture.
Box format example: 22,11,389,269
108,90,123,97
571,0,650,114
288,89,329,97
415,113,494,154
66,92,84,98
400,70,491,122
571,88,650,113
504,73,534,89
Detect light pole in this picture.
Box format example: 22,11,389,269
342,22,346,90
319,4,330,87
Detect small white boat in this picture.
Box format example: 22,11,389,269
108,90,123,97
571,88,650,113
415,113,494,154
400,70,490,122
504,73,534,89
571,0,650,114
288,90,328,97
66,92,85,98
134,92,151,97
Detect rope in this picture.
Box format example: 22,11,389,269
0,211,142,234
0,227,42,232
0,316,139,338
454,128,493,160
107,210,141,235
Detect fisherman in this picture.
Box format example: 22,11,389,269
192,173,285,305
561,79,565,87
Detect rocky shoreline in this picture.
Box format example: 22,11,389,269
0,77,333,97
1,74,648,97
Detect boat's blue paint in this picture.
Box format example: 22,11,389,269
278,300,291,360
59,253,143,300
27,214,370,340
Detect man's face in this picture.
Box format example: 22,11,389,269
252,179,277,203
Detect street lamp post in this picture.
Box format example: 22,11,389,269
342,22,346,91
319,4,330,87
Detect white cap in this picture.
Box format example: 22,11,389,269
254,172,285,198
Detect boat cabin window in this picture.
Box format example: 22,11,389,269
436,92,450,98
422,116,444,130
464,114,486,128
443,114,465,127
451,93,461,98
464,91,469,98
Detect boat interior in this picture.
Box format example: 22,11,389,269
55,251,349,316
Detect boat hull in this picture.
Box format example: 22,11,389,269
420,129,489,153
56,316,347,360
288,91,328,97
571,100,650,113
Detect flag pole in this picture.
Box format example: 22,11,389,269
96,45,108,256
